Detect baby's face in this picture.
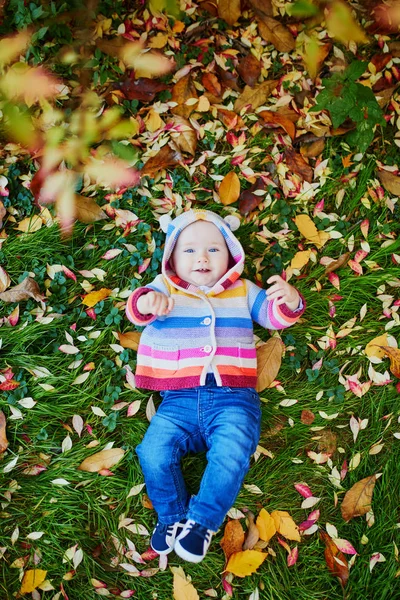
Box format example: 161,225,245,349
171,220,230,287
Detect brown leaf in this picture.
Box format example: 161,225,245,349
377,169,400,196
376,85,399,108
0,410,9,454
141,143,184,177
285,148,313,183
256,16,295,53
75,195,107,224
219,171,241,205
380,346,400,378
0,200,6,229
239,177,266,215
171,74,198,119
95,36,125,57
340,474,378,522
301,409,315,425
258,110,296,140
320,530,349,589
0,277,43,303
170,116,197,156
217,108,245,130
234,80,278,113
118,331,142,351
324,253,350,274
256,337,284,392
220,520,245,561
317,429,337,455
218,0,241,25
237,54,261,88
300,138,325,158
78,448,125,472
117,78,168,102
218,67,241,92
249,0,273,17
243,511,260,550
202,72,222,97
388,41,400,57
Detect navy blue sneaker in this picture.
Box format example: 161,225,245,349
174,520,213,563
151,521,185,555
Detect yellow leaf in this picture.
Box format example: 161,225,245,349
219,172,241,205
145,109,164,132
256,338,284,392
289,250,311,271
16,215,43,233
78,448,125,472
148,33,169,49
172,567,200,600
20,569,47,595
197,95,210,112
271,510,300,542
118,331,142,350
325,1,368,45
82,288,112,307
256,16,295,53
295,214,329,248
234,80,279,114
256,508,276,542
226,549,267,577
365,334,389,359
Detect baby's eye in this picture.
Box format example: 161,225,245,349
184,249,194,253
209,248,219,252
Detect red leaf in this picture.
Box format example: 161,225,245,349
117,78,168,102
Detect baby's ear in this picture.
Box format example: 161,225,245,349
159,214,172,233
224,215,240,231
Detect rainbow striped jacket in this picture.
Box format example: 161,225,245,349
125,210,305,391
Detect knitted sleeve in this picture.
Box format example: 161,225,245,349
125,275,169,326
245,279,305,330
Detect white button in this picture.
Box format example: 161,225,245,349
203,345,212,353
203,317,211,325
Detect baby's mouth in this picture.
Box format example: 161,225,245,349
195,268,210,273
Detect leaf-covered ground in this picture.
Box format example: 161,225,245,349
0,1,400,599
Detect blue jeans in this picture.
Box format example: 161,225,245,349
136,374,261,532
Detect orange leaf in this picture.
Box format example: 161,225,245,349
320,530,349,589
380,346,400,378
219,171,241,205
285,148,313,183
218,0,241,25
171,74,198,119
225,550,267,577
256,338,284,392
117,331,142,351
0,410,9,454
82,288,112,308
258,110,296,140
220,519,245,561
340,474,379,522
202,72,222,97
142,143,183,178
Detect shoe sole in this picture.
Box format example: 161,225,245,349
174,539,205,563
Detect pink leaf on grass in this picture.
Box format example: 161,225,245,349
141,548,159,561
101,248,123,260
138,257,151,274
340,460,348,481
308,509,320,522
287,546,299,566
98,469,114,476
62,266,77,281
328,273,340,290
360,219,369,238
294,483,313,498
369,552,386,572
222,577,233,597
348,259,363,275
8,306,19,326
85,309,97,320
333,539,358,555
354,250,368,263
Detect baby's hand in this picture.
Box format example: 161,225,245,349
137,291,174,316
266,275,300,311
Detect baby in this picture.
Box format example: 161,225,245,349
126,209,305,563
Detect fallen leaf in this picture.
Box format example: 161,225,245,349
202,72,222,97
217,108,245,130
255,508,276,543
256,16,295,53
218,0,241,25
239,177,266,215
258,110,296,140
256,337,284,392
340,474,379,522
325,0,368,45
16,214,43,233
219,171,241,205
78,448,125,473
172,566,199,600
74,195,107,223
171,74,198,119
285,148,313,183
289,250,311,271
234,80,278,113
118,331,142,350
0,266,10,292
0,411,8,454
142,143,183,177
320,530,349,589
365,334,389,360
220,519,245,561
82,288,112,308
225,550,267,577
271,511,300,542
294,214,329,248
237,54,261,87
170,116,197,156
243,511,260,550
117,78,168,102
301,36,331,79
20,569,48,594
324,253,350,273
380,346,400,377
301,409,315,425
378,169,400,196
0,277,43,303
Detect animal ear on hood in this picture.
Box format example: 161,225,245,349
223,215,240,231
159,214,172,233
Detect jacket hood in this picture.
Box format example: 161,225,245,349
161,209,245,295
